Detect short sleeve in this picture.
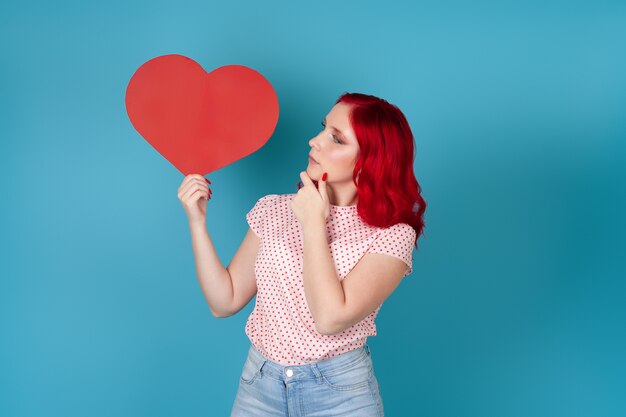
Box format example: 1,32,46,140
245,195,275,239
366,223,417,277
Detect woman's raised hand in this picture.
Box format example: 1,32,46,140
178,174,212,224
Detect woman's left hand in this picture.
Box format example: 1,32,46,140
291,171,330,228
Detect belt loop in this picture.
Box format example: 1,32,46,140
310,363,323,385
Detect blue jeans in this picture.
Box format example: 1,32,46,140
230,343,384,416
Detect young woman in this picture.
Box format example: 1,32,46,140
178,93,426,416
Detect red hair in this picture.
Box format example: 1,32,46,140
298,92,427,248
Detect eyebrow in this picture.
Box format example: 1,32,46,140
323,117,347,140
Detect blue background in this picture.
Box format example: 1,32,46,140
1,1,625,416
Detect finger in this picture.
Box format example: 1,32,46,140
299,171,315,188
318,172,329,202
184,174,205,185
189,188,210,202
178,178,211,199
178,178,209,199
179,174,206,193
178,175,193,193
182,186,210,203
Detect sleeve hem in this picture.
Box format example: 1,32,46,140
365,251,413,278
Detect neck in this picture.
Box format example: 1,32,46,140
326,182,358,206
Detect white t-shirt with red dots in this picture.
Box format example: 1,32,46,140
244,193,416,365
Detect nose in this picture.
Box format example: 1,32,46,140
309,133,322,150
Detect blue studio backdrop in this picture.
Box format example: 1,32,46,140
1,1,625,416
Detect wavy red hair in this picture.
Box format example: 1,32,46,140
298,92,427,248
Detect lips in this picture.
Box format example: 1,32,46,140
308,154,319,164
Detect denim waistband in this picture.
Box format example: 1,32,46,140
247,343,372,383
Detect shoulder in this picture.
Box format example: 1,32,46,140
369,222,417,252
249,193,296,215
377,222,416,239
255,193,294,206
254,193,280,205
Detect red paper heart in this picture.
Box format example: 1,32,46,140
125,54,279,175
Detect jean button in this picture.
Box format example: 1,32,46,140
286,369,294,377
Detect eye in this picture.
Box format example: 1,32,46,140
321,121,343,144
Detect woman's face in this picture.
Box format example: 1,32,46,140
307,102,360,184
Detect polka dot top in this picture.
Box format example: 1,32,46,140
244,193,416,365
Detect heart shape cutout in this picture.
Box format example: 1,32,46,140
125,54,279,175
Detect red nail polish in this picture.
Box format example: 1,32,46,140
205,178,211,184
322,173,327,181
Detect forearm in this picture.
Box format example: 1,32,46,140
188,221,234,317
302,219,346,334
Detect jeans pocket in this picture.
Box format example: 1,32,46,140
239,355,263,385
320,355,373,392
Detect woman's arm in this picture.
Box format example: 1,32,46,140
302,220,407,336
188,221,235,317
302,219,346,334
188,222,259,318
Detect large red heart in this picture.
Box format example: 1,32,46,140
125,54,279,176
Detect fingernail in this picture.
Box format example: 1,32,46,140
322,172,327,181
205,178,211,184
